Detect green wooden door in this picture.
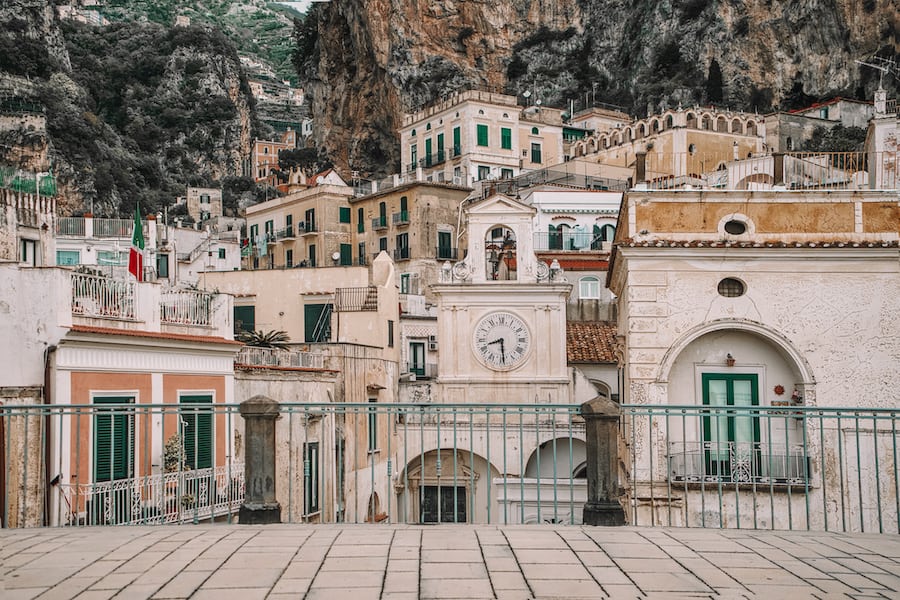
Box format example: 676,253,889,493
702,373,759,482
94,396,134,482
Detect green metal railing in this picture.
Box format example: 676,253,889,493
621,404,900,533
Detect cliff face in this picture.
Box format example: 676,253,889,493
0,1,255,217
303,0,899,177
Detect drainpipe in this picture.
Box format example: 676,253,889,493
43,344,57,526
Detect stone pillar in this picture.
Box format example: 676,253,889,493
581,397,626,526
239,395,281,524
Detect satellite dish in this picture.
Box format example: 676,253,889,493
522,90,531,98
331,251,341,261
535,99,542,106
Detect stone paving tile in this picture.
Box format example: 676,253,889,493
383,570,418,593
421,562,488,579
628,570,714,593
601,542,671,559
512,548,579,564
587,565,636,585
419,578,494,599
152,570,211,598
89,572,141,590
269,578,312,595
309,569,385,588
380,593,420,600
721,566,807,586
326,544,390,557
319,556,387,571
519,562,591,580
421,549,484,563
386,558,419,572
613,557,688,573
279,560,322,579
528,578,604,598
600,583,647,599
488,571,529,591
36,577,100,600
4,589,49,600
200,567,283,589
74,590,118,600
220,550,293,570
578,550,617,567
191,588,269,600
113,583,162,600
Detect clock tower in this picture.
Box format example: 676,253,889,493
431,193,572,404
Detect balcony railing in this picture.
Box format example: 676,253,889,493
71,273,137,320
276,225,295,239
372,216,388,231
55,217,149,239
406,362,438,379
94,218,137,238
392,210,410,225
334,285,378,312
621,404,900,532
357,255,367,266
533,232,603,252
420,150,446,168
58,464,244,526
160,290,213,326
235,346,324,369
298,221,317,235
436,246,459,260
56,217,85,237
393,246,410,261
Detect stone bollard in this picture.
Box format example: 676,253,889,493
581,396,626,526
239,395,282,524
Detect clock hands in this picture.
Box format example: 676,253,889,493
486,338,506,364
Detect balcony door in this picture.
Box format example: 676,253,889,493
702,373,759,482
410,342,426,377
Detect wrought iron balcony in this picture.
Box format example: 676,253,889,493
436,246,458,260
372,216,388,231
392,210,410,225
393,246,410,261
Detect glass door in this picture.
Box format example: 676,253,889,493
701,373,758,482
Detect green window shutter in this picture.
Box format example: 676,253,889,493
339,207,351,223
304,303,332,342
501,127,512,150
476,124,488,147
453,127,461,154
340,243,352,266
400,196,408,212
357,208,365,233
93,397,134,482
180,395,213,471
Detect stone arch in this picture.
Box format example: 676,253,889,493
650,118,660,133
700,113,713,130
731,118,742,134
665,114,674,130
611,131,621,145
716,116,727,132
525,437,587,479
638,123,646,138
656,319,816,385
624,127,633,142
686,112,697,128
589,137,597,153
746,120,757,136
572,141,585,157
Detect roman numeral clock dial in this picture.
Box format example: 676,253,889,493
473,312,531,370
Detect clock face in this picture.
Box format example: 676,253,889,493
473,311,531,370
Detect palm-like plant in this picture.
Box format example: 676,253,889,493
237,329,291,350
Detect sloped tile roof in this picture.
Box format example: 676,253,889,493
69,325,243,346
566,321,617,364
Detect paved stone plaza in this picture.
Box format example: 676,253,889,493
3,524,900,599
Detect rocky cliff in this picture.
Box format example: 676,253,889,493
0,0,255,217
300,0,899,177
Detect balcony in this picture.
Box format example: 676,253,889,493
436,246,458,260
334,285,378,312
71,272,136,320
533,231,603,252
406,362,438,379
372,216,388,231
392,210,410,226
160,289,213,327
667,441,809,486
297,221,317,235
393,246,410,261
420,150,446,168
56,216,149,240
357,255,368,266
235,346,324,369
276,225,295,240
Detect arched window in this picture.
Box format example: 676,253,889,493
531,127,539,135
579,276,600,299
600,224,616,242
426,123,431,130
731,118,742,134
746,121,757,136
686,113,697,128
665,115,674,129
411,129,416,137
716,116,727,132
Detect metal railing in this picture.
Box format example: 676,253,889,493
70,273,137,320
94,218,137,238
56,217,85,237
436,246,458,260
234,347,325,369
406,363,438,379
393,246,410,261
621,404,900,533
2,402,585,528
334,286,378,312
371,216,388,230
643,151,900,191
276,225,295,239
159,290,213,326
533,231,604,252
392,210,409,225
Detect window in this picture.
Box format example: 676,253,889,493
501,168,514,179
452,126,461,155
424,138,432,166
357,207,365,233
579,276,600,299
358,242,366,264
368,398,378,452
180,395,213,470
304,209,315,231
400,196,408,213
249,223,259,241
724,220,747,235
436,132,444,158
400,273,410,294
531,126,539,135
340,243,352,266
339,206,351,223
819,107,829,119
304,441,319,514
388,319,394,347
477,165,490,181
437,230,453,259
718,278,746,297
57,250,80,265
265,220,274,237
304,303,332,342
410,143,417,167
218,248,226,260
501,127,512,149
476,124,488,147
422,486,466,523
531,142,542,164
308,244,316,267
157,253,169,278
286,249,293,268
97,250,127,266
379,237,387,252
234,306,255,334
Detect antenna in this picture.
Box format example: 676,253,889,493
855,56,899,88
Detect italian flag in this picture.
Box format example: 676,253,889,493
128,204,144,281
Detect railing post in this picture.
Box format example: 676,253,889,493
773,152,785,186
239,395,281,524
581,397,626,526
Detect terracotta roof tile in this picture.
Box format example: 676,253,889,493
566,321,617,364
69,325,243,346
619,239,899,249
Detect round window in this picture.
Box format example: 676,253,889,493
717,278,746,297
724,220,747,235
